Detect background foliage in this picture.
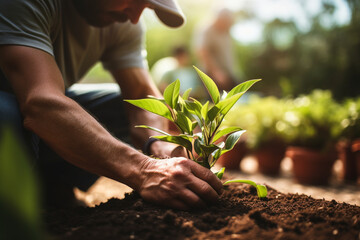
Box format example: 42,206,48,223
82,0,359,100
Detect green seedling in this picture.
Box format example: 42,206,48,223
125,66,267,199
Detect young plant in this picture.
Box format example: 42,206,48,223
125,66,267,198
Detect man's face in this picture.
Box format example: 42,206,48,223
72,0,152,27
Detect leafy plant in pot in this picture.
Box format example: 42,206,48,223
125,66,267,198
283,90,342,185
223,96,289,175
337,97,360,181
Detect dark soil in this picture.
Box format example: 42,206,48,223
44,183,360,240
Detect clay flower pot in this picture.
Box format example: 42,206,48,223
254,141,286,175
336,139,358,181
286,146,337,185
217,140,248,170
351,139,360,179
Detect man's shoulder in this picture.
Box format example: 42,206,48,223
0,0,62,25
0,0,63,55
0,0,61,12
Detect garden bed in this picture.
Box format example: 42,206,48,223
44,181,360,240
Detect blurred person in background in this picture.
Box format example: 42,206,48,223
194,8,238,92
157,45,207,101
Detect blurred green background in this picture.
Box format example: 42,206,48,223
81,0,359,101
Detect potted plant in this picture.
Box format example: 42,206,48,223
221,96,289,175
283,90,342,185
337,97,360,181
125,66,267,198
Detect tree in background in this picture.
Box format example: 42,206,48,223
84,0,358,101
236,0,359,100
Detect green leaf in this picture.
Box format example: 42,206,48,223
164,79,180,109
194,138,203,157
224,130,246,150
0,126,42,238
180,99,197,122
191,121,198,131
226,79,261,99
211,131,245,166
212,148,222,163
152,135,193,152
182,88,192,101
177,96,185,112
185,100,203,127
201,101,209,122
185,101,201,115
125,98,173,121
219,93,245,116
256,184,268,198
208,92,245,121
193,66,220,104
199,143,221,156
223,180,268,198
207,105,220,122
214,167,225,180
175,112,193,134
212,127,243,143
135,125,171,136
145,95,170,108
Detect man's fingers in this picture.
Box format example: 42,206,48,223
187,176,220,204
189,161,224,195
139,158,223,210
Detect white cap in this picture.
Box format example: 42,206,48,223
146,0,186,28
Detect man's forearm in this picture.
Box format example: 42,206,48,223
113,68,169,150
22,94,147,189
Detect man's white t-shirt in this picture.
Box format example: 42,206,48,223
0,0,147,88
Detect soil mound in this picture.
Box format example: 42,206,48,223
44,184,360,240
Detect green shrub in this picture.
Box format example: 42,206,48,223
223,95,290,150
281,90,342,151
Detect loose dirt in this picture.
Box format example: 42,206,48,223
44,182,360,240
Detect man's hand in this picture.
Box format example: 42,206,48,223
136,157,224,210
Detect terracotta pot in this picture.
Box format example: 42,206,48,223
286,146,337,185
336,139,357,181
351,139,360,179
254,142,286,175
217,140,248,170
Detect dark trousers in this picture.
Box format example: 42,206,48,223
0,84,130,193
